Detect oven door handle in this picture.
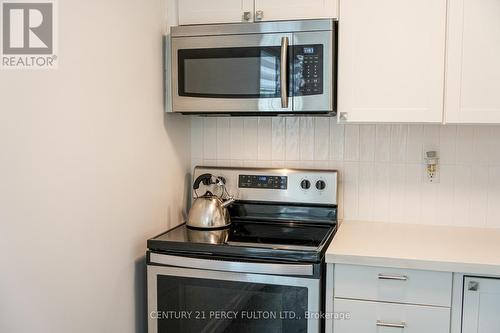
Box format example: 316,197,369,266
280,36,289,108
149,253,314,276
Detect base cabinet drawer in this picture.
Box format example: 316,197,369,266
334,298,451,333
335,264,452,307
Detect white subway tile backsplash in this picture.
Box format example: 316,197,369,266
439,125,457,164
230,118,244,160
191,118,204,159
456,126,475,165
343,162,359,221
271,117,286,161
422,125,441,151
313,161,330,169
243,160,258,167
204,159,217,166
406,125,423,163
473,126,492,165
314,118,330,161
203,118,217,160
375,125,391,162
285,117,300,161
453,165,472,227
358,163,374,221
299,118,315,161
421,179,439,226
388,163,406,223
216,118,231,160
255,160,273,168
436,165,455,226
372,163,391,222
487,167,500,228
344,125,360,161
192,117,500,228
390,125,408,163
490,128,500,165
359,125,376,162
257,118,272,161
243,118,258,160
230,160,244,167
469,165,489,227
330,119,344,161
217,159,232,167
404,164,422,224
271,160,286,168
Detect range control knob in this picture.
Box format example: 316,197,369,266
300,179,311,190
316,180,326,190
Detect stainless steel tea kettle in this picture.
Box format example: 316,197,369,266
187,173,235,229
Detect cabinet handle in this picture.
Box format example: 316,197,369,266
468,281,479,291
255,10,264,21
378,273,408,281
376,320,407,329
243,11,251,21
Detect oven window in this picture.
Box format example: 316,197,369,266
156,275,308,333
178,47,285,98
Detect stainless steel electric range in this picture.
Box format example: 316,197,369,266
147,167,338,333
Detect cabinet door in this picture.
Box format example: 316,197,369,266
254,0,338,22
334,298,450,333
463,277,500,333
178,0,253,25
445,0,500,123
338,0,447,123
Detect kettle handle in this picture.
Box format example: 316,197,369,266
193,173,213,190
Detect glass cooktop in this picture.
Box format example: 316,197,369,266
228,221,330,249
148,221,336,263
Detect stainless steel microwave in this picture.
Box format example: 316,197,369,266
170,20,337,115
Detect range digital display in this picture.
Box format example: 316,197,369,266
239,175,287,190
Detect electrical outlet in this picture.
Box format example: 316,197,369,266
425,164,440,183
424,151,440,184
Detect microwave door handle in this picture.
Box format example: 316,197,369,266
280,36,289,109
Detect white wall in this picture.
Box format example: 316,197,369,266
192,117,500,228
0,1,190,333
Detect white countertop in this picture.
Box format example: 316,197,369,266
326,221,500,276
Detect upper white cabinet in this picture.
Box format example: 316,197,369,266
178,0,338,25
338,0,447,123
254,0,337,22
462,277,500,333
178,0,254,25
445,0,500,123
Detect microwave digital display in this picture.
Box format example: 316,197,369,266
303,47,315,54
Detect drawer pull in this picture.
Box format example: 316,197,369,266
376,320,407,329
378,273,408,281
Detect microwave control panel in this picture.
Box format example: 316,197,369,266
293,44,324,96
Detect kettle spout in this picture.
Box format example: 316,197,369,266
221,197,236,208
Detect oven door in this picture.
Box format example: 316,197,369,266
172,33,293,114
147,253,320,333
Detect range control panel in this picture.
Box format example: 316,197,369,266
193,167,338,206
239,175,287,190
293,44,324,96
